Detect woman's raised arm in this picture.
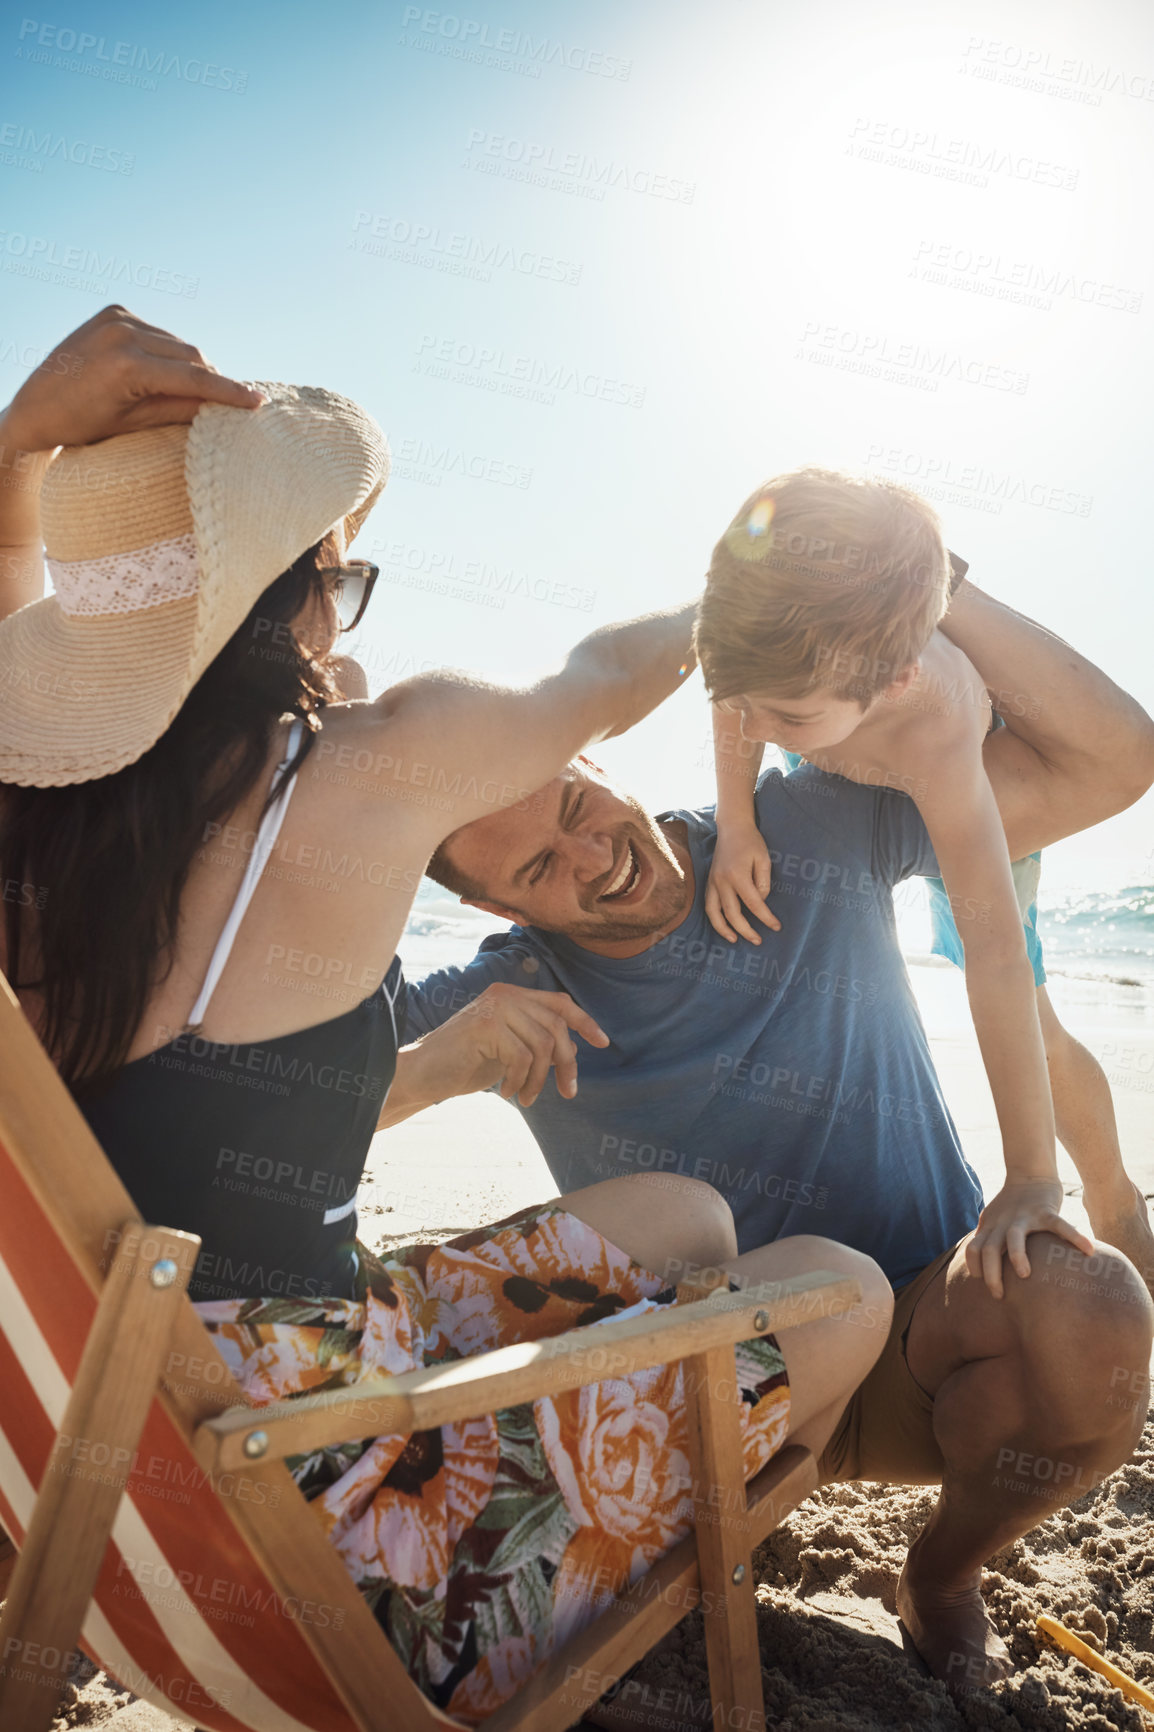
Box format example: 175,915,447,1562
0,306,262,620
362,602,698,855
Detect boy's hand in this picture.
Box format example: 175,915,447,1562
705,823,781,944
966,1178,1095,1299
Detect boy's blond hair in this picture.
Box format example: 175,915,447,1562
696,468,951,707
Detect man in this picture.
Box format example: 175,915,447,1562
385,576,1154,1691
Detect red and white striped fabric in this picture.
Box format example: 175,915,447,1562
0,1135,364,1732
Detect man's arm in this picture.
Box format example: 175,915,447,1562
943,578,1154,856
402,935,549,1040
379,981,608,1129
386,936,593,1125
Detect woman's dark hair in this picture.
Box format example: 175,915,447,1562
0,540,340,1091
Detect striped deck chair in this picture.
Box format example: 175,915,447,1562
0,970,857,1732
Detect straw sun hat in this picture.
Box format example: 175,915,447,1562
0,384,389,787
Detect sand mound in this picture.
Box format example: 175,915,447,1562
51,1415,1154,1731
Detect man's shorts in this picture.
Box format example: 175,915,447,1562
818,1239,962,1485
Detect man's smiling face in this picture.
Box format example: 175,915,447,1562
439,759,692,951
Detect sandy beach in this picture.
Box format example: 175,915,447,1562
50,966,1154,1731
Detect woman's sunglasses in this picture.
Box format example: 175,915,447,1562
318,559,379,634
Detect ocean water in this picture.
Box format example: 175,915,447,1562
403,869,1154,1010
402,886,502,979
1034,883,1154,994
900,879,1154,1043
897,868,1154,1037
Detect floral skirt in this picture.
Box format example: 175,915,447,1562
196,1204,790,1726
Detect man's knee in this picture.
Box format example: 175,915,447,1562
1013,1233,1153,1362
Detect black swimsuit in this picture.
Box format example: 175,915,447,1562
79,722,405,1304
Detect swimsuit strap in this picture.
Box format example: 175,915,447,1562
185,719,306,1030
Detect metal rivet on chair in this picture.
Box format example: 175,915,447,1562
753,1309,769,1333
243,1430,269,1460
149,1258,178,1289
731,1563,746,1585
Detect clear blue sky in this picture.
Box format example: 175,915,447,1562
3,0,1153,873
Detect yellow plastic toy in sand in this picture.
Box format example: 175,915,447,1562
1037,1615,1154,1713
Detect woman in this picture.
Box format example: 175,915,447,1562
0,308,892,1726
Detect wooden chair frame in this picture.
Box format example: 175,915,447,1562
0,974,857,1732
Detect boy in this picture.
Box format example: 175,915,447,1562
696,468,1094,1298
927,846,1152,1292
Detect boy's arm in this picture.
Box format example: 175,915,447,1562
915,744,1092,1295
706,702,780,943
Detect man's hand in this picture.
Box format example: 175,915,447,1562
380,983,609,1129
436,982,609,1103
0,305,263,454
966,1178,1095,1299
705,822,780,944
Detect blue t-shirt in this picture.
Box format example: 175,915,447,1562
405,766,983,1289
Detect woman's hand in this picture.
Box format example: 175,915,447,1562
966,1178,1095,1299
705,822,780,944
0,305,264,454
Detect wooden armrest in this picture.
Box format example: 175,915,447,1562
192,1269,859,1473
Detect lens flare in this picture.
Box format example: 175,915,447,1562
747,496,775,537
